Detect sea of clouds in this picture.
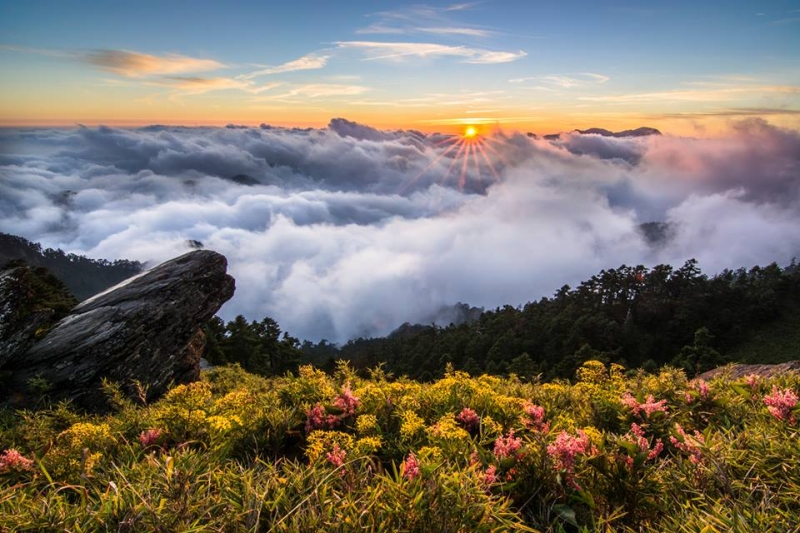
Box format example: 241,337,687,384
1,118,799,342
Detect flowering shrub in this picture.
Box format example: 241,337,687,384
621,393,668,418
670,423,705,465
0,449,33,474
456,407,480,432
402,453,420,480
547,429,594,488
520,401,549,432
762,386,798,424
139,428,163,447
1,360,799,532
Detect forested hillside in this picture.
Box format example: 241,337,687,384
288,260,800,380
0,233,142,301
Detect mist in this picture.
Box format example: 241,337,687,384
1,118,799,342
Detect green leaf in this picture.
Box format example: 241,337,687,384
554,504,578,527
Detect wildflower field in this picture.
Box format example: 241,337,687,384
1,361,799,532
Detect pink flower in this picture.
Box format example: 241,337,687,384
483,465,498,486
620,423,663,467
621,393,668,418
686,379,711,403
493,429,522,460
402,453,420,481
456,407,480,432
0,449,34,473
139,428,163,447
326,444,347,473
547,430,594,488
745,374,760,391
333,384,360,417
305,403,339,433
670,423,705,465
521,401,550,433
763,386,798,424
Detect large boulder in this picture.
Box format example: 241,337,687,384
1,250,235,409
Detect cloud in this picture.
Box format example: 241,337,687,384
239,54,329,79
1,119,799,343
417,27,492,37
337,41,526,64
82,50,225,77
510,73,610,87
579,86,800,104
163,77,281,96
281,84,370,98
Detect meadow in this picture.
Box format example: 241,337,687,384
1,361,798,532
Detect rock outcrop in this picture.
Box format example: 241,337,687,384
699,361,800,381
1,250,235,410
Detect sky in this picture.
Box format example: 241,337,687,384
1,0,799,134
1,1,799,343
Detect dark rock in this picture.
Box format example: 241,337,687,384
699,361,800,381
2,250,235,410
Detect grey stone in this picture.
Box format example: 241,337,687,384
1,250,234,409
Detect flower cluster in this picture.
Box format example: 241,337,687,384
326,443,347,474
139,428,163,447
333,383,360,417
399,410,425,441
621,393,668,418
619,423,663,469
493,430,522,460
670,423,705,465
305,403,339,433
547,430,594,488
763,386,798,423
456,407,480,432
685,379,711,403
520,401,549,432
0,449,34,473
402,453,420,481
483,465,498,486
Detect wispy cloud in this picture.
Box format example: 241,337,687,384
510,73,610,87
254,83,370,101
579,86,800,104
239,54,329,79
337,41,525,64
0,44,75,58
83,50,225,77
356,3,492,38
417,27,492,37
163,77,282,96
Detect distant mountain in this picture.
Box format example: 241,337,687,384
542,126,662,140
0,233,142,301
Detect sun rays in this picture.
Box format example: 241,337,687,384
404,125,508,193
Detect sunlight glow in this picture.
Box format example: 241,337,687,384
464,125,478,138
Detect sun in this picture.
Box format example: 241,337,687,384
463,125,478,138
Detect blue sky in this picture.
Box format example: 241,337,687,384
1,0,798,132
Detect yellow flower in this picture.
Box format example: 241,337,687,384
206,415,232,432
356,436,382,455
400,411,425,441
427,414,469,442
306,430,354,462
356,414,379,436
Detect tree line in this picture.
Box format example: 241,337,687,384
208,258,799,380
